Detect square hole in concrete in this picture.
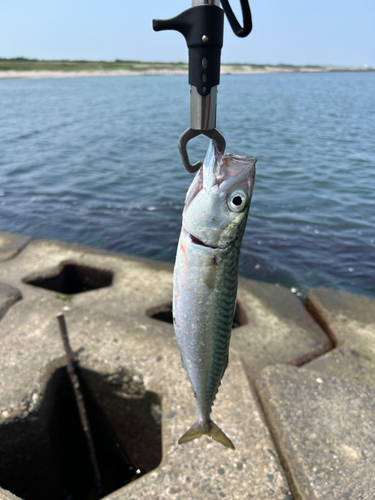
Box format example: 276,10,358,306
0,363,162,500
22,261,114,295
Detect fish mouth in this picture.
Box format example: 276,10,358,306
189,233,217,249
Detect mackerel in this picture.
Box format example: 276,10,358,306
173,140,256,449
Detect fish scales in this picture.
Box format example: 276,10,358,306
173,141,256,449
174,233,235,416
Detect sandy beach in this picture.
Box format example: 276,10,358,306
0,65,371,80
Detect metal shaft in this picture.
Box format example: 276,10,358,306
190,85,217,130
57,313,103,499
192,0,220,5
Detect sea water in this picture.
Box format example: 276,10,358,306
1,72,374,298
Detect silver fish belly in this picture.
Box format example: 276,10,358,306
173,141,256,449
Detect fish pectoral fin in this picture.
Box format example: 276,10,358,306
178,419,235,449
202,254,217,289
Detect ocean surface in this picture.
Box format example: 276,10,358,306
1,72,374,299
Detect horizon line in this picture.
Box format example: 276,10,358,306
0,57,373,69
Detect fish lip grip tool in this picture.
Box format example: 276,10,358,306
153,0,252,173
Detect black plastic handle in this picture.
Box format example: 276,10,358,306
153,5,224,97
221,0,252,38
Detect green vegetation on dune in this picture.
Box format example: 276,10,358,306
0,58,188,72
0,58,372,73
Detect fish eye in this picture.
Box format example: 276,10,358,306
227,190,248,212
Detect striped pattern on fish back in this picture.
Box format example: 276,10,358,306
203,234,243,417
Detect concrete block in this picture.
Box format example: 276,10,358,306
232,279,331,379
0,236,292,499
0,488,21,500
255,364,375,500
0,232,31,262
0,283,21,321
305,287,375,388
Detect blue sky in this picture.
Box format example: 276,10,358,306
1,0,374,66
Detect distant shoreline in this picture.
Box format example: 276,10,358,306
0,58,373,80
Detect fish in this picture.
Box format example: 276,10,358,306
173,140,256,449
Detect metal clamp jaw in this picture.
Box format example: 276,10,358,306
178,128,226,173
153,0,252,173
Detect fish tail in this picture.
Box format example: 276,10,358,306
178,419,235,449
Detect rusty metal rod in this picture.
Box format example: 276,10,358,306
57,312,103,498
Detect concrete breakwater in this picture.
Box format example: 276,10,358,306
0,230,374,499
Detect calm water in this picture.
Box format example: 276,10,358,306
1,72,374,299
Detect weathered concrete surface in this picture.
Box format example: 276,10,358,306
0,231,31,262
0,283,21,321
105,354,291,500
0,238,331,400
0,236,294,499
232,279,331,379
4,233,375,500
0,488,21,500
305,287,375,388
255,364,375,500
254,290,375,499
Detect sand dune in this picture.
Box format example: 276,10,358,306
0,65,371,80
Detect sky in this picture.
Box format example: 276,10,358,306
0,0,374,67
